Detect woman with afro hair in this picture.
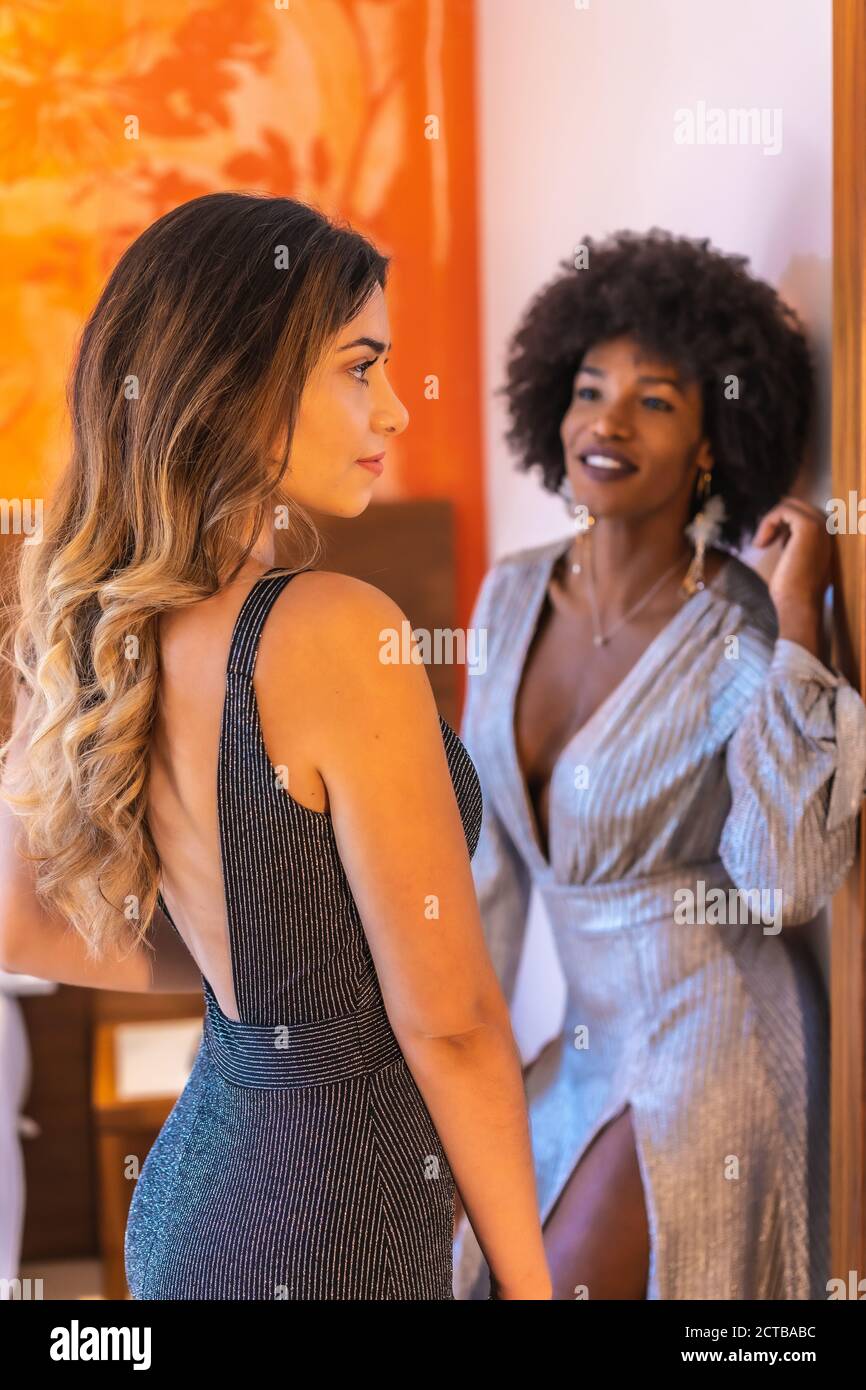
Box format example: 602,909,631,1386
454,228,866,1300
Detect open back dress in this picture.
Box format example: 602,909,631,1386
124,567,483,1300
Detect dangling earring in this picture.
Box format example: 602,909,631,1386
560,478,595,574
682,468,726,596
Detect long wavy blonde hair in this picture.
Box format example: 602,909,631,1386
0,191,389,959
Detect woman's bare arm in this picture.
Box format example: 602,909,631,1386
0,682,202,996
279,571,551,1299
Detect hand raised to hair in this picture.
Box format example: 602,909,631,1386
752,497,831,658
752,496,832,610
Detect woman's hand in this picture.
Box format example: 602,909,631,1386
752,496,831,658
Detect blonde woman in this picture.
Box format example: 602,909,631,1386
0,193,550,1301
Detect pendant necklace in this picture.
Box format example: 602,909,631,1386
557,523,691,649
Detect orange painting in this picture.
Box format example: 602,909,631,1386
0,0,485,663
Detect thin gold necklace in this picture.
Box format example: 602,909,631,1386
558,530,691,648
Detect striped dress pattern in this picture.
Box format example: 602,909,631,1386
124,568,483,1300
453,536,866,1300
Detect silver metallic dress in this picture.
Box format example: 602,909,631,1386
453,536,866,1300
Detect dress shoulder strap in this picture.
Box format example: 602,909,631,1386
226,567,306,679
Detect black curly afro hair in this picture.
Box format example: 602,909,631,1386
500,228,815,549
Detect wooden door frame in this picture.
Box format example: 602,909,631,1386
832,0,866,1287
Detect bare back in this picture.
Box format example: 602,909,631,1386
146,563,330,1021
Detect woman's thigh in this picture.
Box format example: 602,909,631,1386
542,1104,650,1300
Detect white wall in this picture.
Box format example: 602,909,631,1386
474,0,832,1058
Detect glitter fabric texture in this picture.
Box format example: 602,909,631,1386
453,537,866,1301
124,569,483,1300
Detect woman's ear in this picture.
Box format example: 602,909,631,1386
695,437,715,474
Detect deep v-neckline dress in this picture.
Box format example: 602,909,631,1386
453,534,866,1301
124,567,483,1300
509,541,732,873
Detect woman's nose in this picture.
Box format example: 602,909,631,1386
373,395,409,436
592,400,631,435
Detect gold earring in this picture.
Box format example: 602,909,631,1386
682,469,726,596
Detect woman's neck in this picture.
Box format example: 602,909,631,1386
560,512,694,615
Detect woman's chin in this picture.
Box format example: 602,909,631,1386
306,489,375,521
342,482,377,517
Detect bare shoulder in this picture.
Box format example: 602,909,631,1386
263,568,435,719
272,567,404,622
269,569,411,662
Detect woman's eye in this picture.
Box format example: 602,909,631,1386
573,385,672,412
350,358,377,385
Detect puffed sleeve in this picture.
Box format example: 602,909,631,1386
719,637,866,923
460,564,532,1007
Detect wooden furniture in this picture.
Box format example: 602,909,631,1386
831,0,866,1287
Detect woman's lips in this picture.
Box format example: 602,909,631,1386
356,457,384,476
578,451,637,483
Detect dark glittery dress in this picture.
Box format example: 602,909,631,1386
124,568,483,1300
